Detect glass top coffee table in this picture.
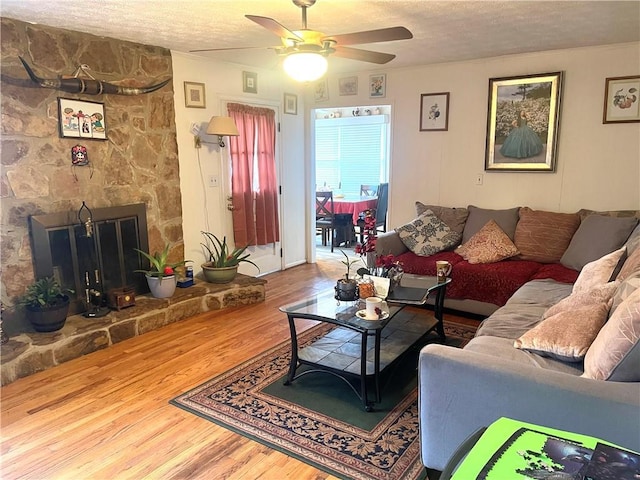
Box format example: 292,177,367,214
279,275,450,411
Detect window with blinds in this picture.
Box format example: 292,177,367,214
315,115,389,196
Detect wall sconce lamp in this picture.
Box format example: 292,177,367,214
193,116,239,148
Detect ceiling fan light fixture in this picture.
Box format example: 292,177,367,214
283,52,327,82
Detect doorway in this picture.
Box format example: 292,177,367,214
312,104,391,259
220,100,284,276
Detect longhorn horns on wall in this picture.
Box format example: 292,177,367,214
17,56,171,96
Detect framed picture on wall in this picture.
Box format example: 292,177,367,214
284,93,297,115
314,78,329,102
243,71,258,94
419,92,449,131
485,71,563,172
603,75,640,123
58,98,107,140
184,81,206,108
338,76,358,96
369,74,386,98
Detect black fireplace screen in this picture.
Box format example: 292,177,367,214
29,203,150,314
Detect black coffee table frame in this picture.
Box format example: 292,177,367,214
279,275,450,411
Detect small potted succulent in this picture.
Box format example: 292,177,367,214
17,276,74,332
335,250,359,301
200,231,259,283
134,244,189,298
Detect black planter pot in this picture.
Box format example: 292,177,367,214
25,295,70,332
335,279,358,301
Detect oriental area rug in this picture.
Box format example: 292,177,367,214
171,316,477,480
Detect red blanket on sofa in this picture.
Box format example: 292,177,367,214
396,251,579,307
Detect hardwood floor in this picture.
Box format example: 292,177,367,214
0,253,475,479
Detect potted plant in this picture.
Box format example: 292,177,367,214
335,250,359,301
17,277,73,332
200,231,259,283
134,244,189,298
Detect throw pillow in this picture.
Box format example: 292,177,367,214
617,246,640,281
395,209,462,257
462,205,520,243
572,247,626,294
543,281,618,319
610,273,640,315
456,220,519,264
582,287,640,381
414,203,469,236
560,214,639,271
513,207,580,263
514,303,609,362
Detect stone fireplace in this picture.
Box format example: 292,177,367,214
29,202,151,315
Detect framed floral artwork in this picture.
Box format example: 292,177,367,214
485,71,563,172
603,75,640,123
369,74,386,98
419,92,449,131
314,78,329,102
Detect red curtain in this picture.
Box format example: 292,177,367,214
227,103,280,246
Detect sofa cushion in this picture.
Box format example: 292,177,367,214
464,336,584,375
572,247,626,294
456,220,519,264
560,214,638,271
395,209,462,256
514,207,580,263
543,281,618,319
415,203,469,236
462,205,520,243
515,303,609,362
583,286,640,381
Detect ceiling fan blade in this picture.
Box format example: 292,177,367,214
325,26,413,46
190,45,275,53
246,15,303,42
333,46,396,64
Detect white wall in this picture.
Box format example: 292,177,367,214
308,42,640,229
171,52,307,274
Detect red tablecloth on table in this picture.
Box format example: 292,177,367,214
333,196,377,224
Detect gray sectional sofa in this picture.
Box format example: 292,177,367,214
417,220,640,471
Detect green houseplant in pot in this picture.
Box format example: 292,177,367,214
335,250,359,301
18,276,74,332
201,231,259,284
134,244,189,298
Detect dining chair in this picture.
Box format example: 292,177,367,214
315,191,336,252
356,182,389,243
360,184,378,196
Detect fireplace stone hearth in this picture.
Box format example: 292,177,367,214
1,275,266,386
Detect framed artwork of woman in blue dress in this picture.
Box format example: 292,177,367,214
484,72,563,172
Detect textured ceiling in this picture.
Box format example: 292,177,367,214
2,1,639,74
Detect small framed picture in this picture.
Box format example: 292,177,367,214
243,71,258,94
338,76,358,96
369,74,386,98
603,75,640,124
284,93,297,115
184,81,206,108
314,78,329,102
57,98,107,140
419,92,450,132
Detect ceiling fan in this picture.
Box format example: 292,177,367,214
191,0,413,82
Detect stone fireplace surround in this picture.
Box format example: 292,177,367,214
1,275,266,386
